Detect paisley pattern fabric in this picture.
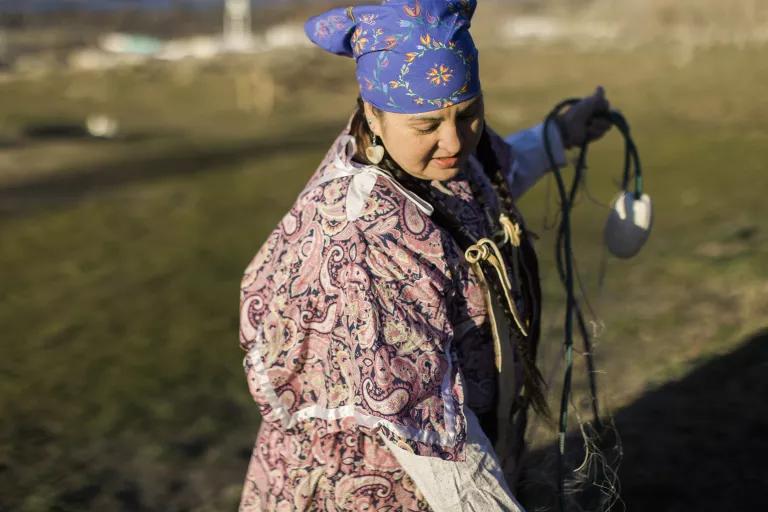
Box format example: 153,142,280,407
304,1,481,113
240,419,430,511
238,123,526,510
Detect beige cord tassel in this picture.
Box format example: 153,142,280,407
464,216,529,373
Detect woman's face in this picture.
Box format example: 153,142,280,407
364,95,485,181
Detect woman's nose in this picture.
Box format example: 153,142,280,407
438,122,462,155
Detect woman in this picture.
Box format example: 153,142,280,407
238,1,612,510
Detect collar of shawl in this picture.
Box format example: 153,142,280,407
312,130,435,221
312,117,503,229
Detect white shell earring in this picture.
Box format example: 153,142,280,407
366,133,385,165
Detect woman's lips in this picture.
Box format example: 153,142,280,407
432,156,460,169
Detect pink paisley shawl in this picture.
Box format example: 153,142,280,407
238,123,524,511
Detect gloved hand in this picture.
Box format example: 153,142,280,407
555,85,613,149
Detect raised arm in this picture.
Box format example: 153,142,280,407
502,86,615,200
503,121,567,201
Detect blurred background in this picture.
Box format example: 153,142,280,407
1,0,766,510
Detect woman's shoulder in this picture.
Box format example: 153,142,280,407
241,170,452,298
241,127,455,292
297,168,449,271
293,129,436,241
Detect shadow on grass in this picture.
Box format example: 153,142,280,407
0,120,341,220
520,327,768,511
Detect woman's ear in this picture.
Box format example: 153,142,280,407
362,101,383,138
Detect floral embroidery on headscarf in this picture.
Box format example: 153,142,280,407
313,14,349,40
351,28,370,55
304,0,481,113
359,13,379,25
352,26,389,58
427,64,453,86
386,34,474,109
403,0,422,17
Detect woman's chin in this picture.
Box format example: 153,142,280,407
424,165,461,182
436,168,461,181
400,163,462,182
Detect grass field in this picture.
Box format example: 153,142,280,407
1,37,767,511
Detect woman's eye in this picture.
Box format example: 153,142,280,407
415,125,438,134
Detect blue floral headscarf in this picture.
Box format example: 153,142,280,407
304,0,481,114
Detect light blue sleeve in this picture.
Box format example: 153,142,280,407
504,121,567,200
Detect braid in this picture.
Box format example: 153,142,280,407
350,98,549,420
475,127,550,419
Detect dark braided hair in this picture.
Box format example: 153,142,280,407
473,128,549,419
350,97,550,421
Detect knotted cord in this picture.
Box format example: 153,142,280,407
464,213,529,372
